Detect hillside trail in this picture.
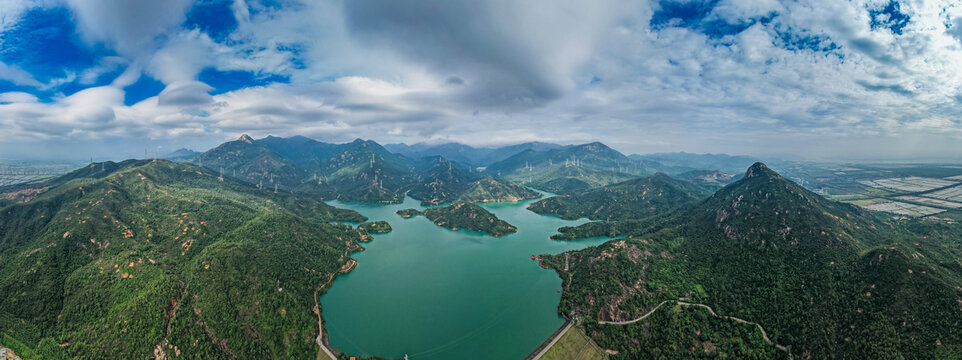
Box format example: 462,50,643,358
597,300,793,359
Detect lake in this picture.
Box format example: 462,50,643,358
321,195,611,359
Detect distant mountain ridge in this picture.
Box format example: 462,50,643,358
161,148,199,161
629,152,760,174
482,142,656,193
385,141,562,167
189,135,539,204
184,134,760,201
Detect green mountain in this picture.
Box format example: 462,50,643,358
385,141,562,167
192,134,303,191
406,156,541,205
528,173,712,221
457,177,541,203
191,136,539,205
406,156,479,205
540,163,962,359
397,202,518,237
0,160,372,359
308,139,419,203
484,142,653,193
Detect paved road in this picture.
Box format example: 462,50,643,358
314,291,338,360
530,322,574,360
598,300,793,359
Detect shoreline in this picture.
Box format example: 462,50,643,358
524,320,572,360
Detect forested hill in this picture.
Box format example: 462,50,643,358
0,159,374,359
397,202,518,237
541,163,962,359
527,173,712,221
482,142,653,193
189,135,540,205
407,157,541,205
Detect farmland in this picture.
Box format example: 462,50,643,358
858,176,957,192
0,162,77,187
862,200,945,217
538,326,608,360
769,162,962,219
922,185,962,202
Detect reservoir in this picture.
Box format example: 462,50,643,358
321,195,610,359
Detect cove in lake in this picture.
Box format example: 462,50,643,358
321,196,611,359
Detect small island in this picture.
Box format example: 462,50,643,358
357,221,392,233
456,177,542,203
396,202,518,237
395,209,421,218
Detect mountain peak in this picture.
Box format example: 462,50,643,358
578,141,610,151
744,162,779,179
238,134,254,143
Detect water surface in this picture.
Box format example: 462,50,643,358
322,196,610,359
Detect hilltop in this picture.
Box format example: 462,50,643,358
540,163,962,359
527,173,712,221
0,160,371,359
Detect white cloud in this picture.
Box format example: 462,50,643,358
0,91,38,103
3,0,962,160
65,0,193,57
157,81,214,106
0,61,44,87
710,0,784,23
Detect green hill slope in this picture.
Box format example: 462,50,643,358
0,160,370,359
528,173,712,221
541,163,962,359
485,142,649,193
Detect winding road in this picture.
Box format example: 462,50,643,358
598,300,793,359
314,290,338,360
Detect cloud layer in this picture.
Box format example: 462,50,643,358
1,0,962,160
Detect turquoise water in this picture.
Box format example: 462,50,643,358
321,196,611,359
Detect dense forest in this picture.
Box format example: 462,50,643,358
192,135,542,205
527,173,712,221
541,163,962,359
396,202,518,237
0,160,370,359
357,221,392,234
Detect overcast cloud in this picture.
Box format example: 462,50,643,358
0,0,961,161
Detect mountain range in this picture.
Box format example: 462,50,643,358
172,135,764,199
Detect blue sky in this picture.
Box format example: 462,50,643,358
1,0,961,161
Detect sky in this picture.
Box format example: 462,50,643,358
1,0,961,161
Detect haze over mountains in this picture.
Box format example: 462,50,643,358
171,134,752,201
